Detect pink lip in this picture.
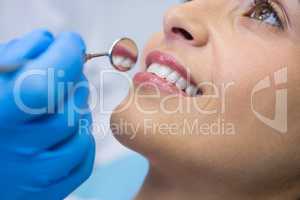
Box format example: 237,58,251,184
133,72,186,96
133,51,197,96
113,44,137,62
145,51,196,85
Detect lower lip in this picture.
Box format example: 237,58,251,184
133,72,186,96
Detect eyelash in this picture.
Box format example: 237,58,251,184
182,0,286,30
245,0,285,30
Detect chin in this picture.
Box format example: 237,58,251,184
110,86,179,160
110,89,149,154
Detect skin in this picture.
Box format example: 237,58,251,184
110,0,300,199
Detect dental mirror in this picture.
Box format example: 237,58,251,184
85,38,138,72
0,38,138,73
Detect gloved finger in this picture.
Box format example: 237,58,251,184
30,121,94,188
0,113,93,200
46,139,95,200
0,76,91,152
1,68,89,124
19,141,95,200
13,32,86,116
0,29,54,73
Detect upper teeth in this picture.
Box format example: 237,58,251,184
113,56,133,69
147,63,199,97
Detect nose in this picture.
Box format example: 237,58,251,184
163,5,209,47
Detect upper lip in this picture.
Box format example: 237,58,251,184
113,44,138,62
145,51,197,86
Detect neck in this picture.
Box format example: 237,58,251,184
135,165,300,200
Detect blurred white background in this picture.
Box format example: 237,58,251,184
0,1,178,199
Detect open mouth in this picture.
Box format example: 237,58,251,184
112,44,138,71
133,51,202,97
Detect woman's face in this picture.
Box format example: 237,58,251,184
111,0,300,194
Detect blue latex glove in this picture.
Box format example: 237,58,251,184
0,29,95,200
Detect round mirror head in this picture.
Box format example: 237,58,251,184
110,38,138,72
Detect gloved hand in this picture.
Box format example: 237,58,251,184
0,29,95,200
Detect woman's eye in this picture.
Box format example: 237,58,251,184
245,0,284,29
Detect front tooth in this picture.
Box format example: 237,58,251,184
158,66,172,78
175,78,188,90
114,56,124,66
121,58,132,68
185,85,198,96
147,64,161,74
166,71,180,83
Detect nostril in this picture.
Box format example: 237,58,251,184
172,27,194,41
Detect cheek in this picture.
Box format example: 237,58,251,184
216,37,291,98
217,39,300,140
